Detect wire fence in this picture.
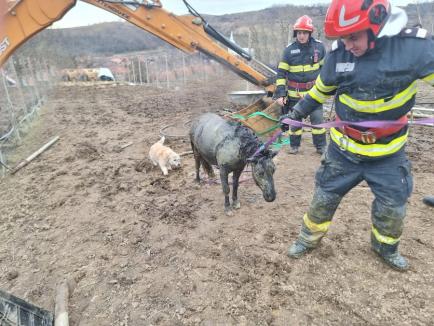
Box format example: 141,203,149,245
99,51,229,89
0,55,57,176
0,50,246,177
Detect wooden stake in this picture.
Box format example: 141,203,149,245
54,279,76,326
11,136,59,174
179,150,193,156
120,142,133,150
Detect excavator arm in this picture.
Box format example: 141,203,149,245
0,0,276,91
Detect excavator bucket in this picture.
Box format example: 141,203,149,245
0,289,53,326
226,97,281,138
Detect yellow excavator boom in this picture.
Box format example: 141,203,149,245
0,0,275,91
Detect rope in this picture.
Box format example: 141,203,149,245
230,111,279,122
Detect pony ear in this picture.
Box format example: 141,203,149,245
260,148,270,156
262,149,278,158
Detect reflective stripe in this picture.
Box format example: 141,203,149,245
372,227,400,245
330,128,408,157
308,85,331,103
276,78,286,86
278,62,290,71
288,89,308,98
312,128,326,135
319,58,325,66
422,73,434,86
289,63,321,73
339,82,417,113
315,76,337,93
303,214,330,233
289,129,303,135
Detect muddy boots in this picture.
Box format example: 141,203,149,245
288,147,299,155
287,240,311,258
316,147,325,155
423,196,434,207
371,237,409,271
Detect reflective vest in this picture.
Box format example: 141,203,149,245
275,38,325,99
299,27,434,159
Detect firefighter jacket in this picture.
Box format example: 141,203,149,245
275,38,325,100
297,27,434,160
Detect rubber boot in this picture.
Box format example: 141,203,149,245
423,196,434,207
316,147,325,155
288,147,299,155
371,238,409,271
287,240,311,258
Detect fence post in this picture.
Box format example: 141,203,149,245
164,54,170,89
0,150,6,177
145,58,150,86
1,68,21,142
9,57,29,117
138,57,143,85
27,57,41,105
182,54,186,86
155,59,160,88
127,61,131,83
131,60,136,84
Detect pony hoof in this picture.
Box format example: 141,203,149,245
232,201,241,209
225,209,234,216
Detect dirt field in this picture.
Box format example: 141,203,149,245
0,79,433,325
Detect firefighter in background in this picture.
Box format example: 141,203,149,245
280,0,434,270
274,15,327,154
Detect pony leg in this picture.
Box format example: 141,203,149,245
191,143,201,183
201,159,215,179
232,169,243,209
219,167,232,216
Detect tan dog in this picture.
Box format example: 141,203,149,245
149,136,181,175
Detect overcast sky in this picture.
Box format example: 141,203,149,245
52,0,415,29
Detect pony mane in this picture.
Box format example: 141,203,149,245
234,124,262,158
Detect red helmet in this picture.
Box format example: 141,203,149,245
324,0,390,38
293,15,314,33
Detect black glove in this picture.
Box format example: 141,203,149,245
279,114,290,132
279,110,300,132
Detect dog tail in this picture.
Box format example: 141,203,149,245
159,136,165,144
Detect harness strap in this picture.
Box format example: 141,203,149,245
288,80,315,90
336,115,408,144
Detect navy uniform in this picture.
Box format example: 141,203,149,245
275,20,327,153
283,17,434,270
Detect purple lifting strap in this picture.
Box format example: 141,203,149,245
249,117,434,159
281,117,434,129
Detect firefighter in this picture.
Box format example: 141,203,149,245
280,0,434,271
274,15,327,154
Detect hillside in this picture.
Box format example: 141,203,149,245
15,2,434,68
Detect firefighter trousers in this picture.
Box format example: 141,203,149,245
296,144,413,251
282,98,326,149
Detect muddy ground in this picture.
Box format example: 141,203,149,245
0,79,433,325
